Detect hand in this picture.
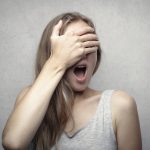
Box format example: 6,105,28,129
50,20,99,70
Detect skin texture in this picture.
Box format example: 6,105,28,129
2,20,99,150
111,90,142,150
2,19,142,150
62,22,142,150
64,20,98,92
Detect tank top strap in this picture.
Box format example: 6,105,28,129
96,90,115,113
103,89,115,108
102,89,116,142
102,89,115,120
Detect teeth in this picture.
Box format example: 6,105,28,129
77,65,86,68
74,65,87,77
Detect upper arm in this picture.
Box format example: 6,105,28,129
14,85,32,108
2,86,31,150
112,90,142,150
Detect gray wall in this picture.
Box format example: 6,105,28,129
0,0,149,149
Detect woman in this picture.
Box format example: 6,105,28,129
2,12,142,150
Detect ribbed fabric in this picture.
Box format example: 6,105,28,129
51,90,117,150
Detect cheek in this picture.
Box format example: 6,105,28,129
87,52,97,66
64,68,73,81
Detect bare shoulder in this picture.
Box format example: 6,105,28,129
14,85,32,107
111,90,137,112
111,90,138,135
111,90,142,150
111,89,139,123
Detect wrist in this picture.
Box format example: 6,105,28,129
45,57,66,74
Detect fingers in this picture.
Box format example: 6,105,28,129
74,26,95,36
51,20,63,37
79,33,98,42
65,31,75,36
84,46,98,55
82,41,100,48
66,31,99,48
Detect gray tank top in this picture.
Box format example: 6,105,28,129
51,89,117,150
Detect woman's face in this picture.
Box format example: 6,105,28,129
64,20,98,92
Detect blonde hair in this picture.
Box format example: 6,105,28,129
33,12,102,150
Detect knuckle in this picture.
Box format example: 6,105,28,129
88,41,91,45
74,36,79,41
88,27,94,32
86,41,90,46
67,31,74,36
77,36,81,41
80,47,84,53
76,42,82,48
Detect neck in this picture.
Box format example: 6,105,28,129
74,87,97,103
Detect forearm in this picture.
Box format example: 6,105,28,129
2,58,65,148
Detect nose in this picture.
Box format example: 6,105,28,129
82,54,87,59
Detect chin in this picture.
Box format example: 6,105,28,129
73,88,85,92
71,84,88,92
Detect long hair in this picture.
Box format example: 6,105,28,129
33,12,102,150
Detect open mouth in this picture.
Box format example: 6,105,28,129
73,65,87,78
